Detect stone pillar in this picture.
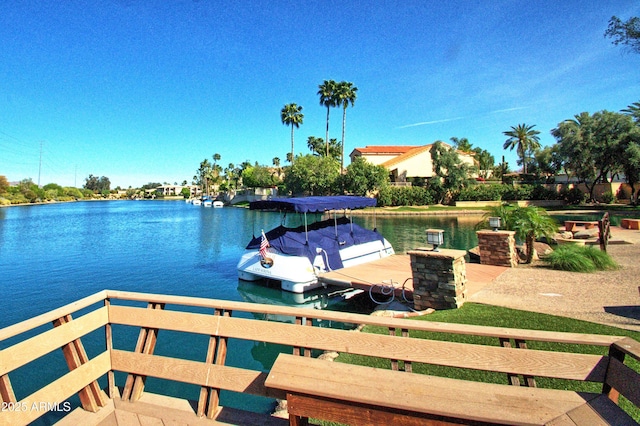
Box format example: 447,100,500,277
476,230,518,267
408,248,467,310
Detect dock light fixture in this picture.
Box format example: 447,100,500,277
489,216,502,231
426,229,444,252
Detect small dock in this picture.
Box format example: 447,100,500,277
318,254,508,298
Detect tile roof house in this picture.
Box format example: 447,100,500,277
349,142,476,183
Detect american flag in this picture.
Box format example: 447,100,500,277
259,230,270,259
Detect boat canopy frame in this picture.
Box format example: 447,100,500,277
249,196,377,243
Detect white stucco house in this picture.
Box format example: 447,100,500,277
349,142,476,184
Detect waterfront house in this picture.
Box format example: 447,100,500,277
155,184,200,198
349,142,476,185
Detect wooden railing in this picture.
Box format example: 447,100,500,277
0,290,638,425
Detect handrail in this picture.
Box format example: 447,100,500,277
0,289,625,348
0,290,638,426
105,290,624,346
0,291,108,342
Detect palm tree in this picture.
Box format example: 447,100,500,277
272,157,281,180
450,137,472,153
512,206,558,264
623,100,640,124
198,159,211,196
503,124,541,174
335,81,357,172
306,136,325,156
479,204,557,264
280,103,304,164
318,80,338,157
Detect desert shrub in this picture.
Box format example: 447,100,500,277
8,193,28,204
65,187,84,199
600,191,614,204
543,245,617,272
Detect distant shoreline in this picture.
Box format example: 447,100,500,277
1,199,635,219
0,198,124,208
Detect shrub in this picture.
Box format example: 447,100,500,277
375,186,435,207
8,193,28,204
560,187,586,205
543,245,596,272
65,187,84,199
456,184,507,201
600,191,614,204
543,245,617,272
579,246,618,270
530,185,558,200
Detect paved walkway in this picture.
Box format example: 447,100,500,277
469,226,640,332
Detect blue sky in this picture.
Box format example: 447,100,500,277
1,1,639,188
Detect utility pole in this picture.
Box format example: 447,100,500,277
38,141,43,187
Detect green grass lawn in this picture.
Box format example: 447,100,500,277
335,303,640,422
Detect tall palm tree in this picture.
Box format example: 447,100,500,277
503,124,541,174
198,159,211,196
335,81,357,172
318,79,338,157
280,103,304,164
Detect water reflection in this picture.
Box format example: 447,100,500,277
237,280,361,323
355,214,483,252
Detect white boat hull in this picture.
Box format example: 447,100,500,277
237,239,394,293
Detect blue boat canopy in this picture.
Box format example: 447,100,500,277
249,196,377,213
246,217,383,270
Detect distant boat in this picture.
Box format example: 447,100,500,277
203,198,213,207
237,196,394,293
213,200,224,208
192,199,202,206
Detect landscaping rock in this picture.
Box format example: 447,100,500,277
534,242,553,257
552,231,573,241
573,228,599,239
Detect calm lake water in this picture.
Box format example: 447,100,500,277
0,200,484,422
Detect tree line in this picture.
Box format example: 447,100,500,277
504,101,640,203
